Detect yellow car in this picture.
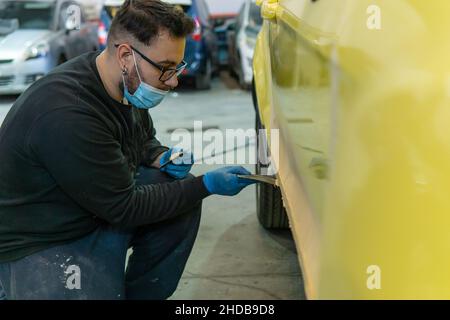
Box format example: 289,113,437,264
252,0,450,299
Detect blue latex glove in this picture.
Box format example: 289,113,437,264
159,147,194,179
203,166,256,196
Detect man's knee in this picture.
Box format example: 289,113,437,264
136,166,198,186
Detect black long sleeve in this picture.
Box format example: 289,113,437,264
0,51,210,263
27,107,209,228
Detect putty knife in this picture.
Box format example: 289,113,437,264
237,174,278,186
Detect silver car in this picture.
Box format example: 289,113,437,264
227,0,262,89
0,0,99,95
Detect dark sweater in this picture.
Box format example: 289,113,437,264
0,51,210,263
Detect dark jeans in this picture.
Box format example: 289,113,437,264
0,166,202,300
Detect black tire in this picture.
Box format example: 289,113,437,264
253,80,289,229
195,58,212,90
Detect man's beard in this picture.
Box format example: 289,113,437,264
119,65,141,96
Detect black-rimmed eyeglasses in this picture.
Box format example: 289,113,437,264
114,44,187,82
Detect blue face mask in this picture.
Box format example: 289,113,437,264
122,50,169,109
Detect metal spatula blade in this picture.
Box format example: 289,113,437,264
237,174,278,186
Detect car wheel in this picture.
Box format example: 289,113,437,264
253,80,289,229
195,58,212,90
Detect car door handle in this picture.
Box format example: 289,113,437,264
257,0,279,21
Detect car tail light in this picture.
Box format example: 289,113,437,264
98,21,108,47
192,17,202,42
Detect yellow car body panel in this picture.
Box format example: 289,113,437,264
253,0,450,299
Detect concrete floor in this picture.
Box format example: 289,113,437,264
0,73,305,300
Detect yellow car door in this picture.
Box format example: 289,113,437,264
254,0,347,298
254,0,450,299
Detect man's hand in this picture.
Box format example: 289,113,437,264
159,147,194,179
202,166,256,196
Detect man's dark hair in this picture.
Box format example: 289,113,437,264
107,0,194,49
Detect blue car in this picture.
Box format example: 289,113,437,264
97,8,111,51
164,0,218,90
97,0,125,50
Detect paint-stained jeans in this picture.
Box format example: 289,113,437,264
0,166,202,300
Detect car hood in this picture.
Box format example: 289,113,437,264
0,30,52,60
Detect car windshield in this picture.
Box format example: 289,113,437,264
0,1,55,30
248,3,262,30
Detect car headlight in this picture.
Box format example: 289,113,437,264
25,42,50,61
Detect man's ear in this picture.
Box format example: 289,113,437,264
116,44,133,71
